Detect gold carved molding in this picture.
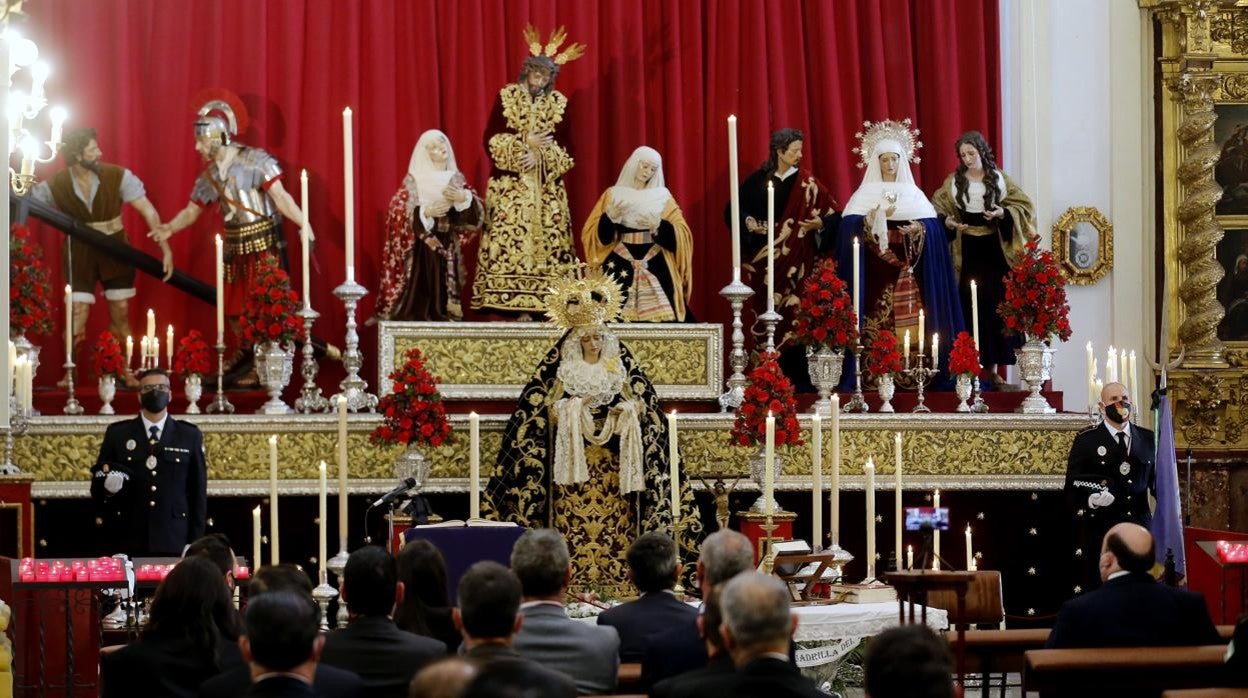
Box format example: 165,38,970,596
1051,206,1114,285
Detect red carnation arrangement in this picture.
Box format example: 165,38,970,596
240,254,302,346
91,331,127,379
791,259,859,350
998,240,1073,342
947,332,981,376
731,351,802,448
172,329,212,377
370,347,453,448
10,223,53,337
865,330,903,377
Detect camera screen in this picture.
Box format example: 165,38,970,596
904,506,950,531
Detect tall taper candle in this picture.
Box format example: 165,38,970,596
864,457,876,580
668,410,680,521
300,169,311,308
166,325,174,369
1129,350,1139,422
1120,350,1129,391
970,279,980,350
966,524,976,571
932,333,940,371
125,336,133,369
918,310,926,356
728,115,741,279
317,460,328,583
764,412,775,517
469,412,480,519
766,182,775,313
337,397,349,546
269,435,280,565
1107,346,1117,382
146,309,155,342
852,237,861,324
812,411,823,551
932,489,941,570
830,393,841,546
63,285,72,357
907,544,914,570
252,506,262,575
894,432,903,573
6,340,14,398
903,329,911,369
215,235,225,345
343,107,355,281
1086,341,1096,411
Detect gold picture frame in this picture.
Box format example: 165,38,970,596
1052,206,1113,285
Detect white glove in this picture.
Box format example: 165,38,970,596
1088,490,1115,509
103,471,125,494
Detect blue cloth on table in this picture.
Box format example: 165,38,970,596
404,525,527,599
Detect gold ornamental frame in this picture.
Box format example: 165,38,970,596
1052,206,1114,285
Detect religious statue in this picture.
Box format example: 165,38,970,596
153,90,311,386
375,130,484,322
932,131,1036,383
697,475,744,532
483,268,701,597
836,119,965,383
582,146,694,322
471,26,583,317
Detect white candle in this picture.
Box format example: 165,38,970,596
215,235,225,346
903,329,911,369
764,412,775,517
6,341,14,399
152,338,159,369
1120,351,1129,392
269,435,280,565
894,432,903,573
146,309,155,342
933,490,941,570
140,337,148,365
318,460,328,584
125,336,133,369
1129,351,1139,422
812,412,823,551
252,506,262,574
1107,346,1117,383
19,359,31,414
1086,341,1096,411
864,457,876,580
727,115,741,280
931,333,940,371
830,393,841,547
337,397,349,547
63,285,72,358
970,279,980,350
300,168,311,308
907,544,914,571
852,237,861,325
966,524,976,571
166,325,174,369
343,107,355,281
469,412,480,519
766,182,775,313
12,358,23,414
918,310,926,356
668,411,681,522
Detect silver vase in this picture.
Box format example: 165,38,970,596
876,373,896,413
254,341,295,415
13,332,40,377
394,444,430,489
185,374,203,414
98,374,116,415
748,445,785,513
955,374,973,412
1015,336,1056,414
806,346,845,415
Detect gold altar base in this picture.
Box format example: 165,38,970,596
14,413,1087,497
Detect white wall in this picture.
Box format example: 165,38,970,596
999,0,1153,411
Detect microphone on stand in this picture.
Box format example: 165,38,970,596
370,478,417,509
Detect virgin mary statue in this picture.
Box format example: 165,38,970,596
483,269,700,596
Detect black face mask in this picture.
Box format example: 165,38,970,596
1105,401,1131,424
141,390,170,413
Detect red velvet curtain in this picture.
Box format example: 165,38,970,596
21,0,999,383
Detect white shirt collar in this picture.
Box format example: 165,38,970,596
519,600,565,610
1102,420,1129,440
254,672,312,685
1107,570,1132,581
141,412,168,438
775,166,798,182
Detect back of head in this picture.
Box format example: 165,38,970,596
185,533,236,578
626,532,678,593
145,556,240,652
510,529,569,597
408,657,478,698
700,588,727,653
396,540,452,634
245,590,321,672
457,561,522,639
343,545,398,617
462,659,568,698
1104,524,1156,575
699,530,754,588
864,625,955,698
720,572,792,654
250,563,314,596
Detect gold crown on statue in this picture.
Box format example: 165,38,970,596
545,265,625,331
852,118,923,169
524,24,586,65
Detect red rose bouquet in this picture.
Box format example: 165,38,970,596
731,351,802,448
91,331,126,379
998,240,1073,342
371,347,453,448
865,330,903,377
791,259,859,350
948,331,981,376
240,254,302,346
172,329,212,377
10,223,53,337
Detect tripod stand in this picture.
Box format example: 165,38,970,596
914,524,953,572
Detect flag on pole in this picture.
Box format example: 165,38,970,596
1150,368,1185,580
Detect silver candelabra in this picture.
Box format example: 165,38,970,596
206,343,236,414
295,307,329,413
331,278,378,413
905,353,938,413
1,396,30,474
62,360,82,415
842,343,870,413
718,277,755,412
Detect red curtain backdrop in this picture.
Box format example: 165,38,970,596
21,0,999,385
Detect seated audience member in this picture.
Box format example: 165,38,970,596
641,529,754,688
407,657,477,698
650,588,733,698
395,539,460,652
864,625,955,698
320,546,446,698
1046,522,1221,648
597,532,697,662
200,564,363,698
1228,614,1248,684
102,557,243,698
510,529,620,694
238,590,323,697
186,533,238,591
461,660,583,698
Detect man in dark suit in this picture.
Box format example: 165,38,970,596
510,529,620,694
650,588,734,698
90,368,207,556
597,531,698,662
320,546,446,698
640,529,755,688
1046,523,1221,648
239,591,322,697
864,625,955,698
1063,381,1156,592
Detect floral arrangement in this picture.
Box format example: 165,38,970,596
371,347,453,448
172,329,212,377
865,330,903,377
10,223,53,337
730,351,802,448
240,254,302,346
91,331,127,379
948,332,981,376
791,259,859,350
998,240,1073,342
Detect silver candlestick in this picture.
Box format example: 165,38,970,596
718,277,755,412
970,373,989,413
842,343,870,413
295,307,330,413
905,354,938,413
327,549,350,627
206,343,236,414
760,309,782,353
331,278,378,413
0,396,29,474
62,360,83,415
311,572,340,631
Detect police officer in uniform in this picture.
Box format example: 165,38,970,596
90,368,208,556
1063,381,1156,594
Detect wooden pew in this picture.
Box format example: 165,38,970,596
1024,645,1230,697
1161,690,1248,698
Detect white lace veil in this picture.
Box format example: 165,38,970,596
556,327,626,408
